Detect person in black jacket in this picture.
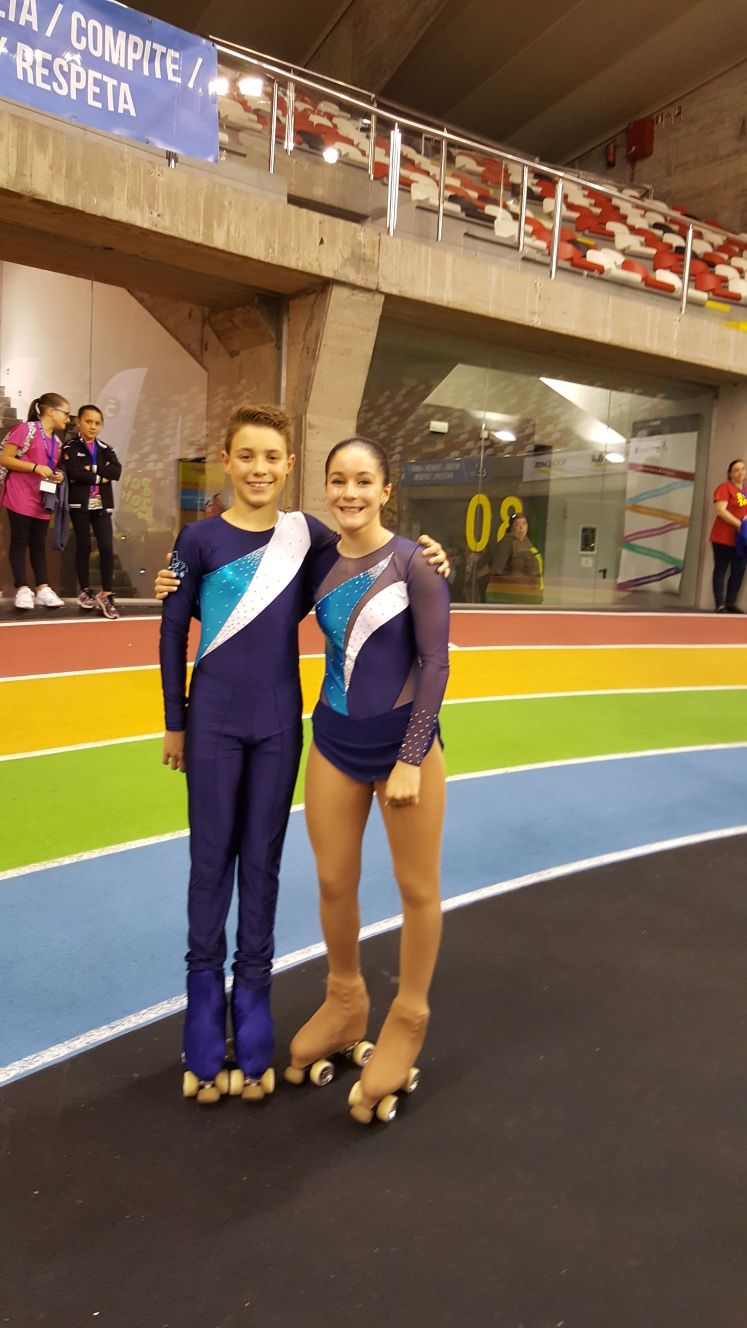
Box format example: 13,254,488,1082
62,405,123,620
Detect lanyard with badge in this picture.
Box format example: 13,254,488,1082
38,425,59,498
87,439,99,497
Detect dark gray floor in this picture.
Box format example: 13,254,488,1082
1,838,745,1328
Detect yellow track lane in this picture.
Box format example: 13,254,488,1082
2,646,746,757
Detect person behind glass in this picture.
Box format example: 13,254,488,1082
0,392,69,611
62,405,123,621
480,511,542,604
285,438,450,1127
710,459,747,614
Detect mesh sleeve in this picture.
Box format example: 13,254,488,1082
159,529,201,731
397,549,450,766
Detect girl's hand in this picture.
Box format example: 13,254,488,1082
155,558,180,600
37,464,55,480
383,760,421,808
163,731,186,772
418,534,451,579
53,470,64,484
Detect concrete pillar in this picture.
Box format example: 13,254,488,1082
697,382,747,607
285,285,385,519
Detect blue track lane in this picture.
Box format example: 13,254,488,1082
2,748,747,1076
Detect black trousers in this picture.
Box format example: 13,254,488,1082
7,509,49,588
69,507,114,592
712,541,746,609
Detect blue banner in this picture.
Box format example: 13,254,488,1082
0,0,218,160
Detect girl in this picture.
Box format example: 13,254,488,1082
62,405,123,620
0,392,68,611
286,437,450,1126
710,459,747,613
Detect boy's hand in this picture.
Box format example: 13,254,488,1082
155,556,180,600
418,534,451,579
163,731,186,772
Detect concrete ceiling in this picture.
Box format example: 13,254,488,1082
132,0,746,163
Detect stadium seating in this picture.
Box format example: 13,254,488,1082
215,66,747,318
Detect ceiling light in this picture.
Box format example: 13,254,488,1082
322,146,340,164
493,429,516,443
210,77,229,97
605,451,625,463
238,75,264,97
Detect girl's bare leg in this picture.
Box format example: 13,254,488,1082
286,743,374,1077
376,739,446,1010
350,741,446,1117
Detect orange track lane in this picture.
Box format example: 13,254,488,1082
1,609,747,678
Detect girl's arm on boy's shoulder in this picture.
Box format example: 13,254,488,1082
300,514,339,617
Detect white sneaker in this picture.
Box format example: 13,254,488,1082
15,586,34,611
34,586,64,609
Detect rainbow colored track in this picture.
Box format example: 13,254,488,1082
2,609,746,874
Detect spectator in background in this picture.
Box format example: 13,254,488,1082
480,512,543,605
62,404,123,620
0,392,68,611
710,458,747,614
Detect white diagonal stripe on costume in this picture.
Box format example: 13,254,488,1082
344,580,409,691
199,512,311,661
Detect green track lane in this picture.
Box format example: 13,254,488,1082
2,691,744,873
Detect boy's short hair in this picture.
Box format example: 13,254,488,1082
224,404,293,454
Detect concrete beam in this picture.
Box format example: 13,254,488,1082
1,104,746,387
306,0,452,92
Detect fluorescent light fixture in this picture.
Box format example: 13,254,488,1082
238,75,264,97
604,451,626,463
210,77,229,96
493,429,516,442
322,146,340,164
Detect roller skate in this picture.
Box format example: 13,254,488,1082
227,979,275,1102
284,974,374,1087
347,999,428,1125
181,970,228,1105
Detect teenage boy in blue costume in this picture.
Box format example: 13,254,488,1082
158,405,448,1104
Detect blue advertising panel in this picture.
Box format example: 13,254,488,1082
0,0,218,160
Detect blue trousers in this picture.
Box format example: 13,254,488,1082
184,672,303,985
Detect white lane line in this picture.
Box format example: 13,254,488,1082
2,821,745,1086
3,689,747,764
4,744,747,882
0,613,160,627
3,639,745,684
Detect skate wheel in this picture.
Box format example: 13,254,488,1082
403,1066,420,1094
376,1094,399,1124
182,1070,199,1099
284,1065,306,1086
196,1081,221,1105
309,1059,334,1087
242,1080,265,1101
214,1069,230,1096
261,1068,275,1095
352,1040,375,1068
228,1069,245,1096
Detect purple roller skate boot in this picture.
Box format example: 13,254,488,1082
182,970,228,1104
230,979,275,1102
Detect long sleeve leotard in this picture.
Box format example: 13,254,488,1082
160,511,338,731
311,534,450,777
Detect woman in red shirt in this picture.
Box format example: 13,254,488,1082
710,459,747,613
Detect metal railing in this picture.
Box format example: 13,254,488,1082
211,38,746,317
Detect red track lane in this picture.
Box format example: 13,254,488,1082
1,610,747,678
